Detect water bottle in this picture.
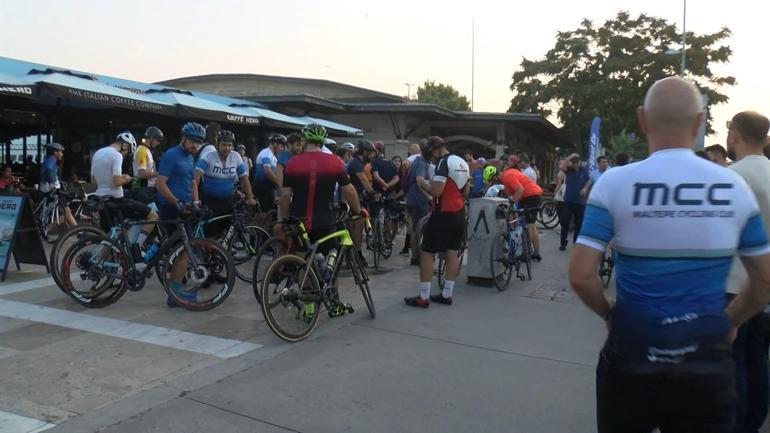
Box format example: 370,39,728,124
512,226,523,257
314,253,328,282
143,242,160,262
326,248,338,275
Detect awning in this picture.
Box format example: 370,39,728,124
28,69,175,115
0,72,36,99
289,115,363,137
228,104,307,129
144,89,261,126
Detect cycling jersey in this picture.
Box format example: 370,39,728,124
432,154,468,213
91,146,124,198
195,150,247,199
253,147,277,184
371,157,397,193
501,168,542,199
578,148,770,372
156,144,195,205
346,156,366,197
39,155,59,193
277,149,293,168
484,184,505,198
284,151,351,232
133,145,156,187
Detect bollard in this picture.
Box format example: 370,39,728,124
466,197,509,284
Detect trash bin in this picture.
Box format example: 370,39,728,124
466,197,508,282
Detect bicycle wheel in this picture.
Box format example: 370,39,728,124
260,254,322,342
371,214,382,270
162,238,235,311
490,233,513,291
538,200,560,229
251,237,289,305
228,225,271,284
349,249,375,318
51,225,106,291
599,253,614,288
43,202,70,244
437,253,447,289
380,213,393,259
520,229,532,281
60,235,129,307
415,214,430,253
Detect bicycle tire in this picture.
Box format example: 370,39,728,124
251,237,289,305
162,238,235,311
60,235,129,307
350,250,375,318
520,228,532,281
51,225,106,292
538,200,560,229
372,214,381,270
599,253,614,288
437,255,446,289
379,212,393,259
415,214,430,253
228,225,271,284
42,202,69,244
490,233,513,291
260,254,322,342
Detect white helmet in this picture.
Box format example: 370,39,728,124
342,142,355,152
117,131,137,154
324,138,337,146
446,155,470,188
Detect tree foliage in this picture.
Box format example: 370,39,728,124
607,128,647,160
509,11,734,150
417,80,471,111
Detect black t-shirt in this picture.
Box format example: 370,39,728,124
284,151,351,232
371,157,397,193
346,156,365,196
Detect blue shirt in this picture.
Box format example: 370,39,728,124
564,166,589,204
195,150,247,199
578,149,770,372
40,155,58,190
156,144,195,205
405,156,430,209
277,150,292,167
470,168,484,194
590,167,608,185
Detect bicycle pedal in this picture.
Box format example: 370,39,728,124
345,303,354,313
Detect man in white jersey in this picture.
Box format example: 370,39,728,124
725,111,770,433
91,132,158,261
569,77,770,433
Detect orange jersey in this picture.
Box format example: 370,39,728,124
502,168,542,198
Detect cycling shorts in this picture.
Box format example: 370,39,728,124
519,195,541,224
420,210,465,254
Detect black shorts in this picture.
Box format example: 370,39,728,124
420,210,465,254
104,197,152,222
201,194,234,238
520,195,541,224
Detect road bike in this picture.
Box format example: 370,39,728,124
599,245,614,288
490,205,537,291
536,198,559,229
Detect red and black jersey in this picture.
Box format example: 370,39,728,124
432,154,467,213
284,151,351,232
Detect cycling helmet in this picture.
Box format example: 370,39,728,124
45,142,64,152
302,123,327,144
356,139,375,154
180,122,206,141
235,144,246,151
373,140,384,151
217,130,236,143
324,138,337,146
145,126,164,140
446,155,470,188
116,131,137,154
482,165,498,183
268,133,287,145
422,136,446,154
342,142,356,152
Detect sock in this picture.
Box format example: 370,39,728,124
442,280,455,298
136,231,149,248
419,282,431,300
171,280,183,292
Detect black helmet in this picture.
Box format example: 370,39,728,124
217,130,236,143
268,133,287,145
45,142,64,152
422,136,445,153
145,126,164,140
356,139,375,154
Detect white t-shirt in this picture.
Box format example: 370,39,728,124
407,154,419,164
321,145,333,154
523,166,538,182
91,146,124,198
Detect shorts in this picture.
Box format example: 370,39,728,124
520,195,541,224
201,194,234,238
101,197,153,229
407,202,429,231
158,203,183,236
420,210,465,254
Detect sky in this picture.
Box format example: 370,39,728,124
1,0,767,146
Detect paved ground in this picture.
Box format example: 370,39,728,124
0,228,609,433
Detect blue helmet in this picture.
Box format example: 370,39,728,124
180,122,205,141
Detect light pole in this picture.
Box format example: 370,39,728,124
680,0,687,76
404,83,415,100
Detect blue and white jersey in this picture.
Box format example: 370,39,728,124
253,147,277,184
195,150,247,199
578,148,770,371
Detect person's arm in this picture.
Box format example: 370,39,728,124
155,176,177,205
554,170,565,193
387,174,400,189
372,170,389,190
275,164,285,188
192,170,202,203
135,148,156,179
239,175,256,206
726,212,770,334
502,173,524,203
111,156,130,187
278,186,291,218
580,169,590,197
356,172,374,193
569,245,613,319
341,184,362,214
263,164,279,185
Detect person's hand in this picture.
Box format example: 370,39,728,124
175,200,189,214
580,187,588,198
246,197,257,207
727,325,738,343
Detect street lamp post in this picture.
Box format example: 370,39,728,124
680,0,687,76
404,83,415,100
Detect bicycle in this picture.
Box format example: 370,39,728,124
599,245,614,288
369,196,396,269
415,201,469,290
489,205,536,291
536,198,560,229
259,213,375,342
59,207,234,310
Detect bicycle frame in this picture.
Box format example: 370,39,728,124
296,223,356,291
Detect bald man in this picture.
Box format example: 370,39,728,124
569,77,770,433
406,143,422,164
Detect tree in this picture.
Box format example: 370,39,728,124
607,128,646,161
509,11,734,151
416,80,471,111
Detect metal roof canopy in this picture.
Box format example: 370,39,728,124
288,115,363,137
144,88,260,126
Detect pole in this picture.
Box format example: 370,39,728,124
680,0,687,76
471,17,475,111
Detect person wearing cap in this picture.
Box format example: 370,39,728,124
253,133,287,212
132,126,163,190
39,142,64,193
554,153,589,251
235,144,252,172
518,154,539,183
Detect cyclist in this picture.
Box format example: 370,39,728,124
253,133,286,212
279,123,362,315
156,122,206,306
132,126,163,188
192,130,256,237
340,142,355,167
39,142,64,193
322,138,336,154
91,132,159,260
405,141,432,265
235,144,252,173
276,133,303,189
346,139,379,257
501,156,543,261
482,165,505,198
371,142,399,243
405,136,469,308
